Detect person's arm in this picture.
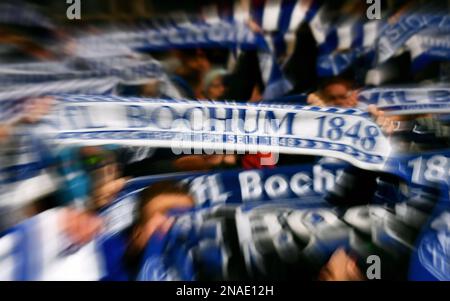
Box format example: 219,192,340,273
368,105,397,135
0,96,54,141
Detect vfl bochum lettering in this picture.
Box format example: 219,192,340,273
358,87,450,114
125,105,296,135
39,96,391,170
359,90,450,105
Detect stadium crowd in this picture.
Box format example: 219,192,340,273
0,0,449,281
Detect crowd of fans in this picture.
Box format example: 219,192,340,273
0,0,449,281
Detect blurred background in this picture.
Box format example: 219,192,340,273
0,0,449,281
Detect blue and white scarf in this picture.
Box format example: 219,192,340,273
358,85,450,115
0,57,165,86
75,20,268,56
376,3,450,65
3,152,447,280
317,19,386,77
35,95,391,171
406,27,450,72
